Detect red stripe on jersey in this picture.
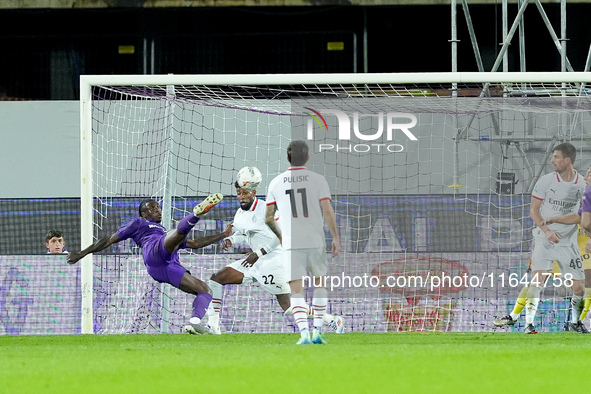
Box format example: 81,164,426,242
532,195,544,201
575,173,580,184
251,198,258,211
319,197,332,202
266,201,276,206
288,167,307,171
556,173,560,182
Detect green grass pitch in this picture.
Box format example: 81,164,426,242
2,332,591,393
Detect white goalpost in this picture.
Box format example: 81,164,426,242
80,72,591,335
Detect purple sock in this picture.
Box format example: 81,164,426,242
192,292,213,319
177,213,199,235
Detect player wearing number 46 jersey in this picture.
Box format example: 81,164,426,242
495,143,586,334
494,165,591,334
266,141,341,345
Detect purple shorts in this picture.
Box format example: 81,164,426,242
142,238,188,288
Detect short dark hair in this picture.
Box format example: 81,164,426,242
554,142,577,164
287,140,309,166
46,229,64,242
138,199,156,217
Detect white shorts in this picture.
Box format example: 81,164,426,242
228,250,290,295
531,228,585,281
284,246,328,282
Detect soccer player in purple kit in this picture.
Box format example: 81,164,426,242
67,193,228,335
581,172,591,238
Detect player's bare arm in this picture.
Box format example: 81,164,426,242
582,211,591,235
530,197,561,244
265,204,282,243
67,233,122,265
320,199,340,256
186,223,233,250
542,212,581,226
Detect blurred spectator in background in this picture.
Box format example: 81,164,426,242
46,229,67,254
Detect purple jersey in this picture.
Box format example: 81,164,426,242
116,217,188,288
582,184,591,214
116,217,167,249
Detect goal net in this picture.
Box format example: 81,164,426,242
80,73,591,334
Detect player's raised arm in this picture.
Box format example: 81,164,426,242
67,233,122,265
582,212,591,234
186,223,233,250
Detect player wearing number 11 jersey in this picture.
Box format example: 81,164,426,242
266,140,341,345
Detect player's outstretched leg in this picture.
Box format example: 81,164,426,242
194,193,224,217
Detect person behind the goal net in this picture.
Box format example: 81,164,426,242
46,229,68,254
265,140,341,345
206,166,344,335
67,194,230,334
494,143,586,334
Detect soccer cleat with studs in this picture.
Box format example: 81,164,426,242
193,193,223,217
493,315,517,327
184,317,212,335
184,323,212,335
312,331,327,345
524,323,538,334
206,324,222,335
570,321,590,334
296,335,313,345
328,316,345,334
